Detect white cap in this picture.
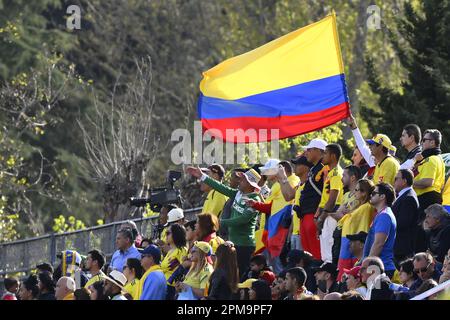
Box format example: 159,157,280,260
165,208,184,225
302,138,327,151
259,159,280,176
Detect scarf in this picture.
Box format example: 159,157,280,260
421,147,441,159
137,265,162,299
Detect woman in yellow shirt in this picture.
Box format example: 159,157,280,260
161,223,188,300
175,241,213,300
337,179,376,280
123,258,144,300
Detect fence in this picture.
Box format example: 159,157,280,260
0,207,201,293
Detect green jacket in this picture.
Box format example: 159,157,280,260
203,176,262,247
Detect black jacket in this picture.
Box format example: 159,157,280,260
428,221,450,263
392,188,419,258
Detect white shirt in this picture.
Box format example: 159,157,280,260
352,128,375,167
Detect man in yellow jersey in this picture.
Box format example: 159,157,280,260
413,129,446,216
366,134,400,185
289,155,314,250
413,129,446,253
346,114,399,185
315,144,345,263
84,249,106,289
200,164,229,217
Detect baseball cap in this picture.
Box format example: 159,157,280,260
193,241,212,255
366,134,397,152
259,159,280,176
260,270,276,285
138,244,161,264
312,262,338,277
346,231,368,243
302,138,327,151
165,207,184,226
104,270,127,290
236,168,261,190
342,266,362,279
201,164,225,179
238,278,257,289
291,155,314,167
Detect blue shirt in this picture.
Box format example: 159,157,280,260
140,270,167,300
363,207,397,271
110,245,141,272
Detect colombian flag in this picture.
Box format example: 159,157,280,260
262,205,293,257
198,13,349,143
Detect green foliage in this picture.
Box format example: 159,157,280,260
0,196,19,241
52,214,86,233
363,0,450,155
2,0,439,241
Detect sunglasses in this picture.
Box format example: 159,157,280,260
414,263,431,274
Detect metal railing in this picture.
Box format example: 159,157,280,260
0,207,201,293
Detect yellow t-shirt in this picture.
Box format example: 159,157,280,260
202,190,229,217
341,202,376,237
259,174,300,231
443,176,450,211
161,246,188,281
84,271,106,289
160,227,167,242
319,166,344,209
183,263,214,290
373,156,400,186
414,155,446,196
124,278,140,300
292,183,305,235
337,191,360,229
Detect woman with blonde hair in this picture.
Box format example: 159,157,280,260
175,241,213,300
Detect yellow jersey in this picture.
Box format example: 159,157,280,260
373,156,400,186
319,166,344,209
341,202,376,237
292,183,305,235
202,190,229,217
443,176,450,212
84,271,106,289
183,263,214,291
124,278,140,300
160,246,188,281
337,191,361,229
414,155,445,196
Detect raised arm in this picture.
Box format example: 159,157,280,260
185,166,238,198
346,114,375,167
276,166,296,201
